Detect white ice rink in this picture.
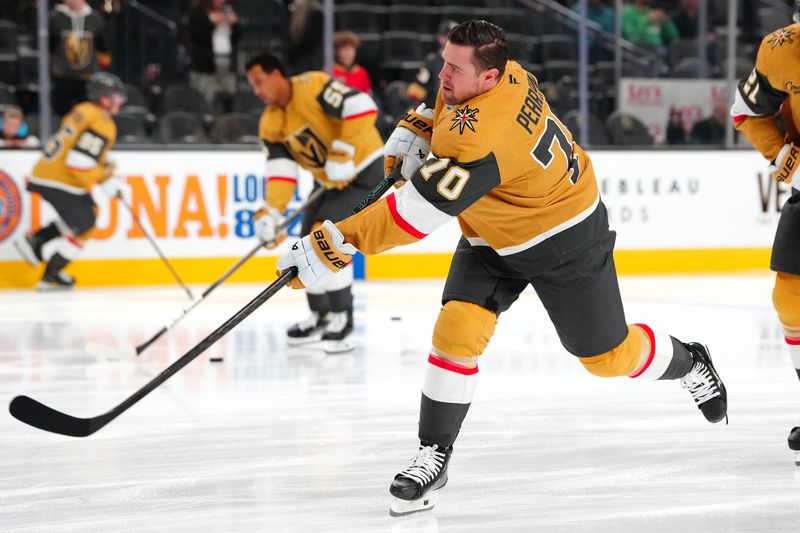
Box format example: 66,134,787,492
2,275,800,532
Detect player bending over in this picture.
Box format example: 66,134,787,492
246,53,384,353
14,72,126,290
731,0,800,464
278,20,728,515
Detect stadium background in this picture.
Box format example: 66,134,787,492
0,0,793,288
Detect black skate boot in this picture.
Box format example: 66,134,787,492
36,270,75,291
13,234,43,267
286,312,327,346
321,310,353,354
788,427,800,466
389,444,452,517
680,342,727,424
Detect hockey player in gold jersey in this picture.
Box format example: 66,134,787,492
245,53,383,352
731,3,800,462
278,20,729,514
14,72,125,290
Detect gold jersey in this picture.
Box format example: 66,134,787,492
339,60,606,277
732,23,800,163
259,71,383,211
31,101,116,193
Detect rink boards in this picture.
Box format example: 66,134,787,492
0,149,785,288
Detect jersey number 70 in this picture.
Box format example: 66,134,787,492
530,117,580,185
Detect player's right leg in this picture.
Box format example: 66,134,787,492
389,239,526,516
25,181,96,291
768,186,800,463
533,232,727,424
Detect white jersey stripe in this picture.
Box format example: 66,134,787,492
342,92,378,120
394,181,453,235
64,150,98,171
466,193,600,256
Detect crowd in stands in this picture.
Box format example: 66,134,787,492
0,0,791,147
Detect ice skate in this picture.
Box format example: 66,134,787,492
389,444,451,517
13,234,43,267
36,270,75,291
680,342,727,424
286,311,327,346
322,310,353,354
788,427,800,466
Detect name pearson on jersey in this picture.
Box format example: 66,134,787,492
515,72,544,136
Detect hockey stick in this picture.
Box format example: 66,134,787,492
86,187,326,359
117,193,195,301
10,169,402,437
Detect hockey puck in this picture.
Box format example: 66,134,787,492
390,316,401,321
209,357,224,363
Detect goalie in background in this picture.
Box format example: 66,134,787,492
245,53,383,353
14,72,126,291
731,1,800,463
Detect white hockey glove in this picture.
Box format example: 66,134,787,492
384,103,434,181
768,143,800,185
277,220,357,289
323,139,357,189
254,206,286,249
98,175,126,200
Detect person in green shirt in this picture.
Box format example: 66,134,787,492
622,0,679,53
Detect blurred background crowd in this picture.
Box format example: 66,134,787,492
0,0,791,148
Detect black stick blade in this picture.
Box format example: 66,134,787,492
9,395,96,437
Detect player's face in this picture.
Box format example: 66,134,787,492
247,65,286,107
439,42,497,105
99,93,124,115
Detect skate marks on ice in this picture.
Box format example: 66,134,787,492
2,278,800,531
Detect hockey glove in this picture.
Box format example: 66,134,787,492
384,103,434,181
323,139,357,189
277,220,357,289
98,175,126,200
769,143,800,184
254,206,286,249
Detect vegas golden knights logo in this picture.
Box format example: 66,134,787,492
285,125,327,169
64,32,91,68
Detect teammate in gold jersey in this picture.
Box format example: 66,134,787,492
14,72,126,290
245,53,383,352
278,20,728,514
731,3,800,463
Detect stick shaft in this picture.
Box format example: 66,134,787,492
118,194,195,300
134,186,326,354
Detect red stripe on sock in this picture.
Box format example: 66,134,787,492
628,323,656,378
65,236,83,248
786,336,800,345
268,176,297,183
427,354,478,375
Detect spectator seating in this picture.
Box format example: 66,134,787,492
209,113,259,144
114,112,149,144
606,111,654,146
158,111,208,144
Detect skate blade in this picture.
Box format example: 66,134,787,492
286,334,324,347
324,339,354,354
13,240,40,267
35,281,73,292
389,491,438,517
